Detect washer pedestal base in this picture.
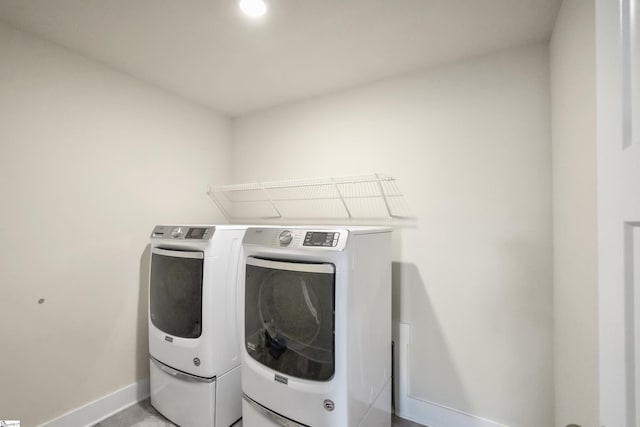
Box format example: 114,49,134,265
150,358,241,427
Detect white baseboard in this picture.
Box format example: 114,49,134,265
40,324,506,427
40,378,150,427
393,322,508,427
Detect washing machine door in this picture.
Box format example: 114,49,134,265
150,247,204,339
245,256,335,381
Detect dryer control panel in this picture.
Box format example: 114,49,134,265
244,228,348,251
303,231,340,247
150,225,215,240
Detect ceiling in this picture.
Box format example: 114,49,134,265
0,0,562,117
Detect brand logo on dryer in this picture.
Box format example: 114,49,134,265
274,374,288,385
323,399,335,412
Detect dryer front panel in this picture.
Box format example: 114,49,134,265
244,257,335,382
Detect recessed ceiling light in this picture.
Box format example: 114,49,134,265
239,0,267,18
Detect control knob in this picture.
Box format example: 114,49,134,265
279,230,293,245
171,227,182,238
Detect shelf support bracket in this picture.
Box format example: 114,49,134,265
332,178,352,219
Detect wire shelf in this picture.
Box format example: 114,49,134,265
207,173,413,223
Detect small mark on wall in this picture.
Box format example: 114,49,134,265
38,298,45,304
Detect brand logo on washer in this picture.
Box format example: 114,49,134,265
323,399,335,412
274,374,288,385
164,336,173,343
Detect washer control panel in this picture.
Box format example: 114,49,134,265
151,225,214,240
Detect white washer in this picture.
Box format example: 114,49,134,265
240,226,392,427
148,224,247,427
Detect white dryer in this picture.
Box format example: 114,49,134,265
148,224,247,427
240,226,392,427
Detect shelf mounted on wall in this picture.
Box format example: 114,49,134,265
207,173,413,224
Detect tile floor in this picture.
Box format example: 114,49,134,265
93,398,426,427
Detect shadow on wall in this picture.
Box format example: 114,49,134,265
136,245,151,380
391,262,469,415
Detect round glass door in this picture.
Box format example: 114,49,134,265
245,257,335,381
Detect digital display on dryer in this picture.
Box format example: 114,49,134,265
303,232,337,247
185,228,207,239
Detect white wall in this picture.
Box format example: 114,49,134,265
549,1,598,426
0,21,230,426
232,44,553,427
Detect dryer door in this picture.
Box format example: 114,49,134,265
150,247,204,339
245,257,335,381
